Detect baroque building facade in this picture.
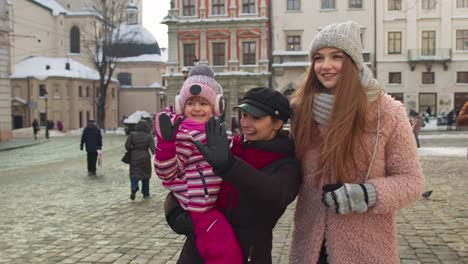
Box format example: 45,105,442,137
8,0,166,131
0,0,12,141
162,0,271,123
377,0,468,115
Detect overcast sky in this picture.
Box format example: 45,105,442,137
142,0,170,48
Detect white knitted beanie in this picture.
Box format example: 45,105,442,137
309,21,381,97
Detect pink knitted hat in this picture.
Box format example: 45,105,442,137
175,64,224,116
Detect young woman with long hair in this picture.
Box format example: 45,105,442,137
288,21,425,264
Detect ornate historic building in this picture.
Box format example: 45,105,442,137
8,0,166,130
162,0,271,123
0,0,12,141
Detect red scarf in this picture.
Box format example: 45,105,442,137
216,135,286,210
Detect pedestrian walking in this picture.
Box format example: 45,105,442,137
32,119,40,140
288,21,425,264
125,120,155,200
410,110,424,148
80,120,102,176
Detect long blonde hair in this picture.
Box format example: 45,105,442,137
291,55,370,184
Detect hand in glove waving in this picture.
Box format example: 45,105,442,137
194,116,233,173
156,113,183,142
322,183,377,214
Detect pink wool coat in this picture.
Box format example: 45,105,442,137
289,94,425,264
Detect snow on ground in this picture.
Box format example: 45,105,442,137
418,147,467,157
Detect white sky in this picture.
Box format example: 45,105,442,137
142,0,170,49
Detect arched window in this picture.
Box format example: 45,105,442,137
117,72,132,86
70,26,80,53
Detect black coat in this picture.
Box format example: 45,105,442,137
125,121,155,180
175,134,301,264
80,124,102,152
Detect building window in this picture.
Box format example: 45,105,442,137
422,31,436,56
183,0,196,16
78,86,82,97
287,0,300,10
419,93,437,116
212,43,225,66
422,72,435,84
86,111,90,123
388,93,404,103
242,42,256,65
112,88,115,98
422,0,436,9
322,0,335,9
79,112,83,128
349,0,362,8
117,72,132,86
39,84,47,97
287,35,301,51
457,0,468,8
457,72,468,83
70,26,80,54
86,86,90,97
212,0,225,15
242,0,255,14
388,0,401,10
388,32,402,54
389,72,402,84
40,113,47,126
183,43,197,66
456,30,468,51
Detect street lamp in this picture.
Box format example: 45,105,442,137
44,91,49,140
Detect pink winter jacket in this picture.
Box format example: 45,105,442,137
289,94,425,264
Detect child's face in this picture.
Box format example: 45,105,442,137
184,96,213,123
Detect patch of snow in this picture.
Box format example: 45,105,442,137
116,24,157,45
123,111,152,124
418,147,467,157
13,96,27,104
419,134,468,139
10,56,100,80
118,54,163,62
33,0,67,16
149,82,162,88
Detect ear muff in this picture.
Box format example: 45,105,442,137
174,95,183,115
175,94,224,116
214,95,224,116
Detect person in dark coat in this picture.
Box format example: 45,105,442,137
80,120,102,176
32,119,40,140
164,87,301,263
126,120,155,200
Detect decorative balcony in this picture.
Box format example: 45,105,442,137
407,48,452,71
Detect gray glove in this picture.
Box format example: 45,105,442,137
322,183,376,214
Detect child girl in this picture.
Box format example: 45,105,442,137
154,64,242,264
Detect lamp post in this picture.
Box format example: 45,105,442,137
44,91,49,140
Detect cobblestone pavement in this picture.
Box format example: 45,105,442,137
0,133,467,264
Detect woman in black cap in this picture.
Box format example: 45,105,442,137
164,87,301,264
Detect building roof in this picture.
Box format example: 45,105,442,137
112,24,161,58
10,56,100,80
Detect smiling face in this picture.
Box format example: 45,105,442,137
239,111,283,141
184,96,213,123
312,47,346,92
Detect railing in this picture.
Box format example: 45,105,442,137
408,48,452,62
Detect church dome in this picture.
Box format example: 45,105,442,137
112,24,161,58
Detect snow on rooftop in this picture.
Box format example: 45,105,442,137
117,24,157,45
10,56,100,81
149,82,162,88
118,54,164,63
33,0,67,16
123,111,152,124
